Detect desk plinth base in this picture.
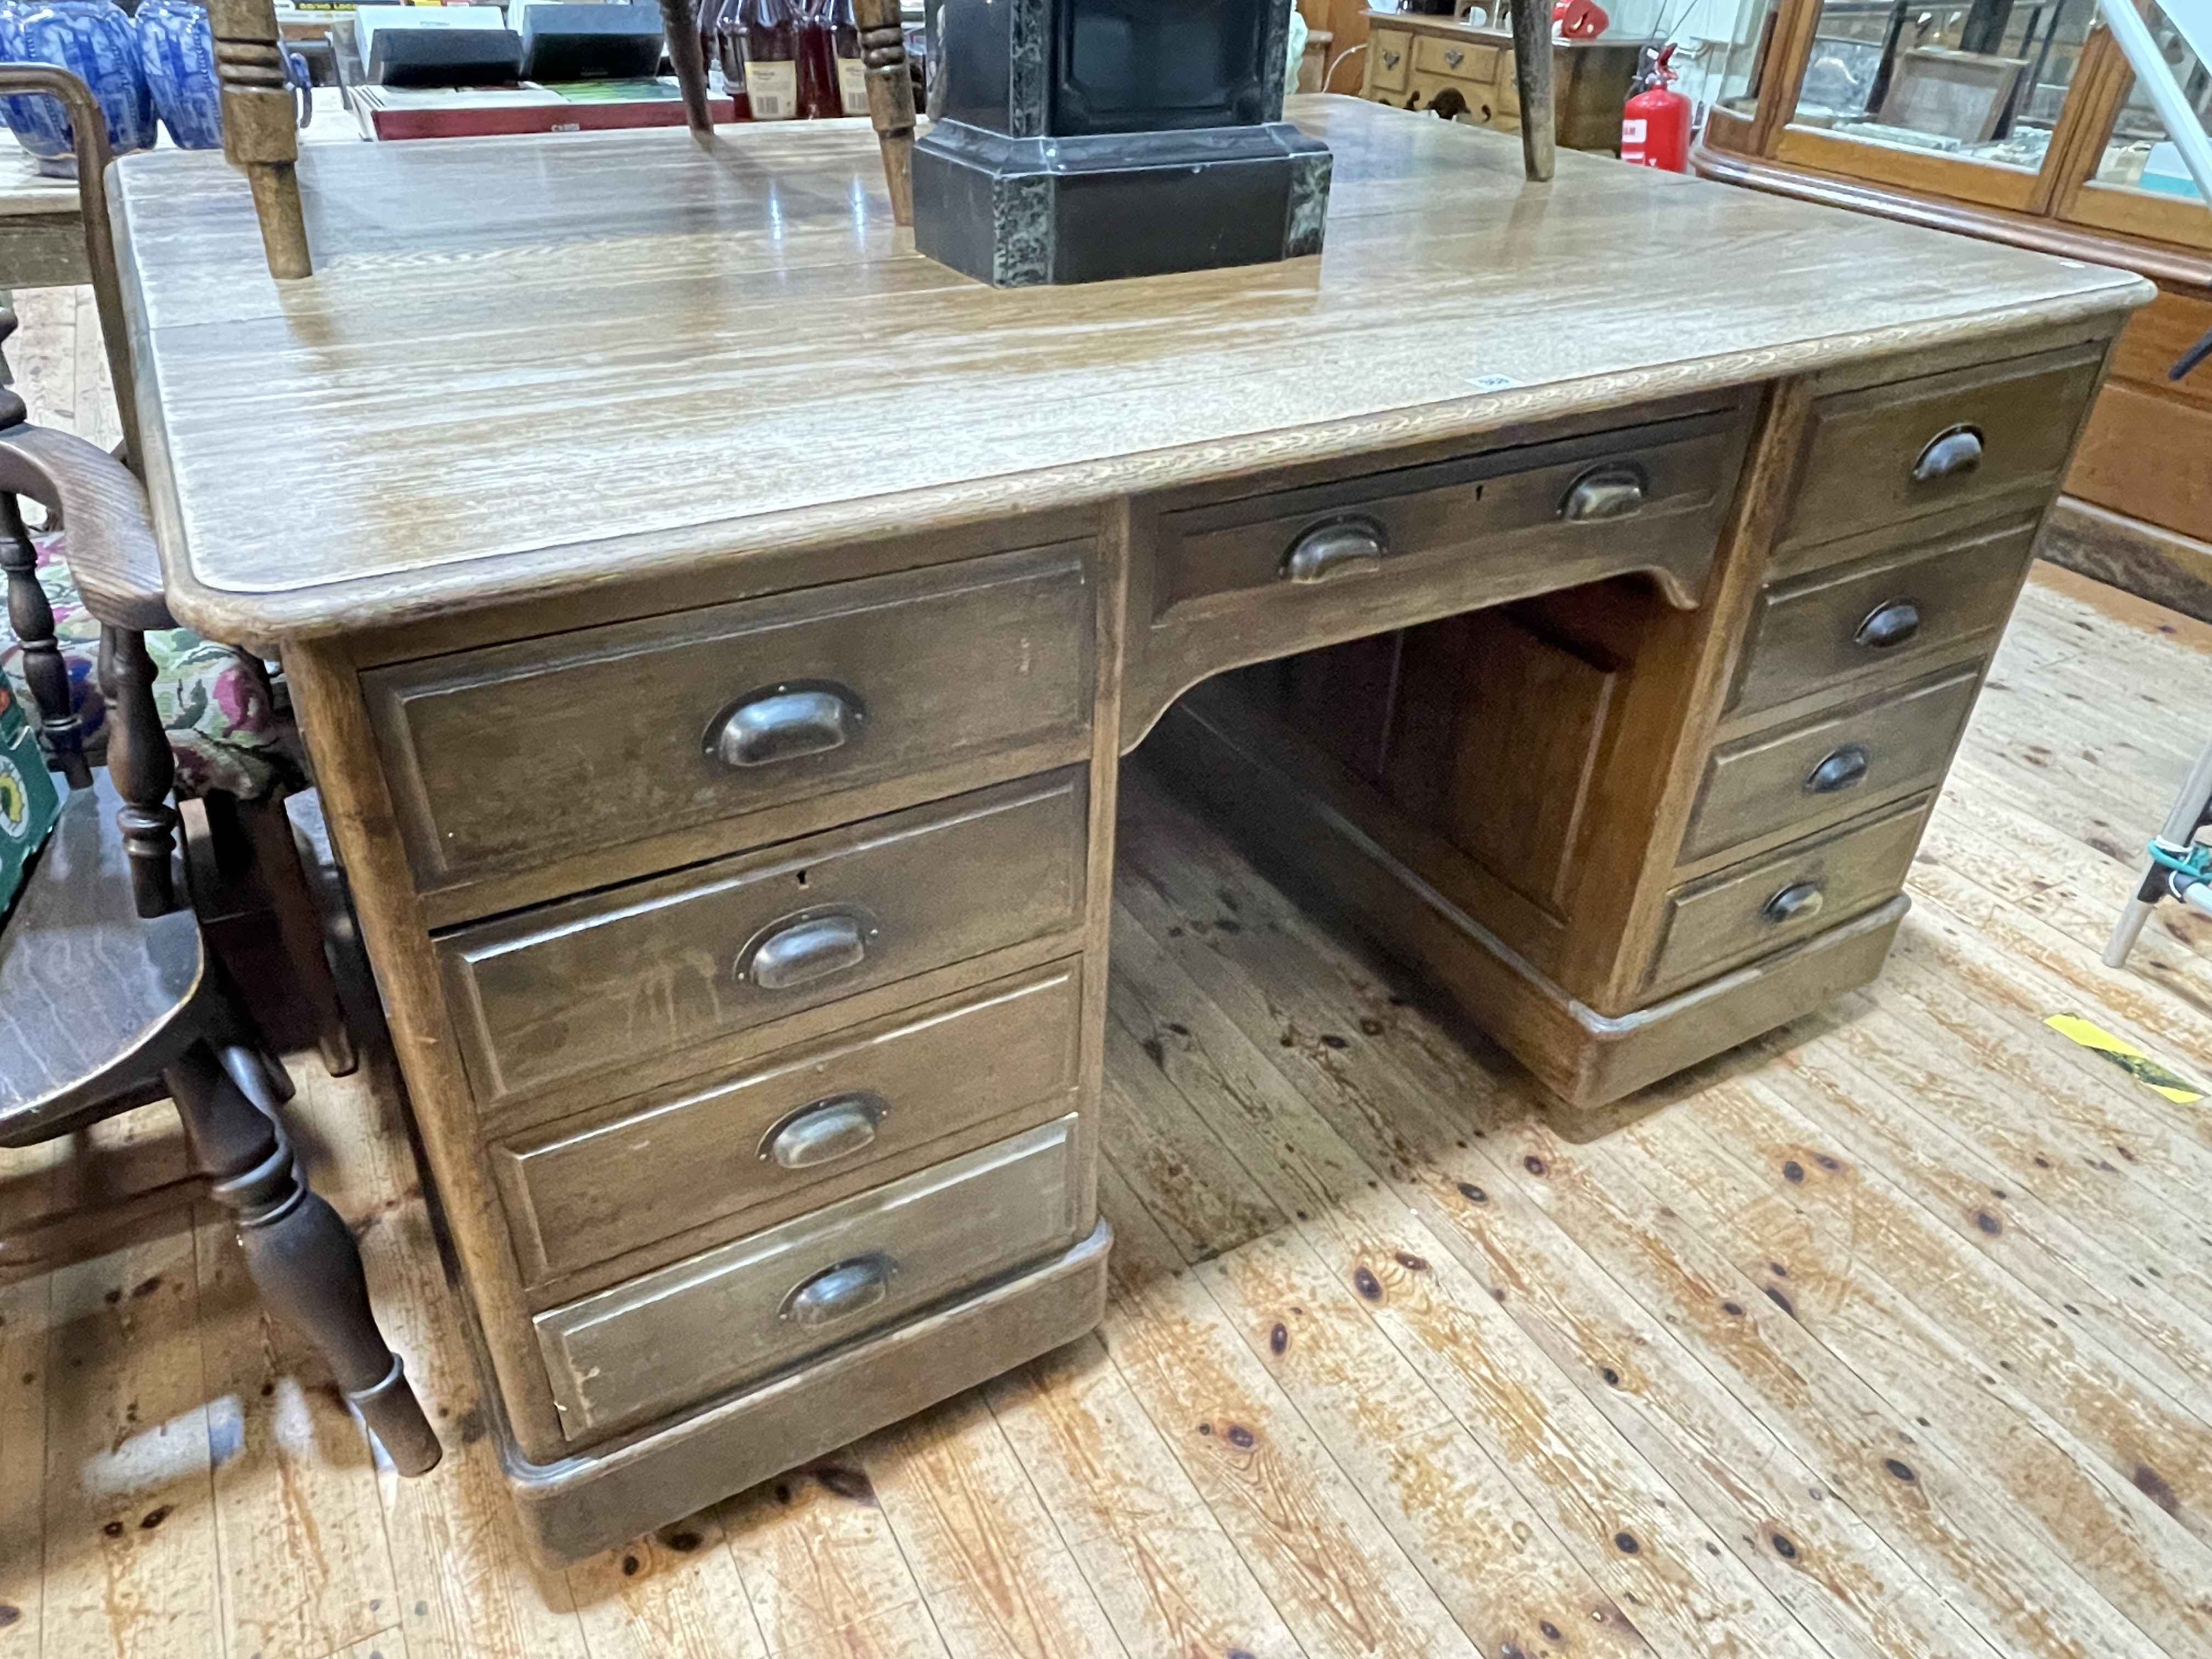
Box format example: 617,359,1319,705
496,1220,1111,1566
911,119,1332,287
1147,701,1908,1109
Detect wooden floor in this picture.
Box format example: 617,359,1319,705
6,304,2212,1658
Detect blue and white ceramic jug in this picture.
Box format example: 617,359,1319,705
1,0,157,177
135,0,221,149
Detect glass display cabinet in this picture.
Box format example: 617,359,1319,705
1695,0,2212,619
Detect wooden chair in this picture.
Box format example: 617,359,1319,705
0,67,357,1080
212,0,920,280
0,396,441,1477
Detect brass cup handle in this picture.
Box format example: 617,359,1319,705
707,682,864,769
1560,463,1648,522
1855,599,1921,650
761,1091,887,1169
1763,881,1826,925
782,1255,895,1327
743,910,871,991
1804,744,1870,794
1282,518,1387,584
1912,425,1983,484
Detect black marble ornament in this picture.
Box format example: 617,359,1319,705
912,0,1333,286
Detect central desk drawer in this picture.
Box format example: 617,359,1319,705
364,543,1092,891
492,963,1084,1283
1414,35,1498,80
1683,665,1980,862
1147,408,1747,625
438,770,1088,1108
534,1114,1088,1440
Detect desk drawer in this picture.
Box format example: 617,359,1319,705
1414,35,1498,80
364,544,1091,891
535,1114,1088,1440
1782,346,2102,554
1683,665,1980,862
1149,408,1745,625
438,770,1088,1108
1730,517,2036,716
493,963,1084,1284
1647,794,1933,997
1369,27,1411,92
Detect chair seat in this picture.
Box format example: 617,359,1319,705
0,772,205,1136
0,532,303,802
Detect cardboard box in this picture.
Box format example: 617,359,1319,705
0,681,61,925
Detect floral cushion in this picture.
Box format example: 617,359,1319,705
0,532,304,802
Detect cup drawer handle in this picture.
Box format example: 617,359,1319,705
783,1255,895,1327
1282,518,1387,584
1804,744,1870,794
1560,463,1647,522
708,683,864,769
1912,425,1983,484
761,1092,887,1169
1763,881,1826,924
746,911,870,991
1855,600,1921,650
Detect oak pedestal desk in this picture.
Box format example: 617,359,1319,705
110,95,2147,1560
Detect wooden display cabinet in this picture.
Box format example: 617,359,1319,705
1693,0,2212,618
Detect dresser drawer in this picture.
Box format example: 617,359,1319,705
1782,346,2102,554
364,543,1092,891
535,1113,1089,1440
438,770,1088,1108
1368,27,1411,92
493,963,1084,1284
1148,407,1746,625
1647,795,1933,997
1413,35,1498,81
1683,666,1980,862
1730,517,2036,716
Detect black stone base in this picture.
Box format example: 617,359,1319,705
911,119,1333,287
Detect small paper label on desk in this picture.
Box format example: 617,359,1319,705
749,60,798,120
1471,374,1521,392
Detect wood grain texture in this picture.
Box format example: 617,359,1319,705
3,567,2211,1656
108,96,2145,642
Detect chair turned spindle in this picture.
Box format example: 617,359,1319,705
104,627,179,918
208,0,312,279
856,0,915,226
0,445,91,791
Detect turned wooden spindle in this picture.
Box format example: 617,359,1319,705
0,488,91,792
1508,0,1557,183
208,0,311,279
104,626,179,918
659,0,715,136
855,0,915,226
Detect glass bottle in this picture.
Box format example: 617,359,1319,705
825,0,868,117
735,0,802,121
795,0,840,120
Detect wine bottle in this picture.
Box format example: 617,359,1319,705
735,0,802,121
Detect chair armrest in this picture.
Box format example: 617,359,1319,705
0,425,172,633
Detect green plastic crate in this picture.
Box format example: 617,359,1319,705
0,680,62,925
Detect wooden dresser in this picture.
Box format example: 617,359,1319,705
1359,8,1641,150
110,96,2145,1561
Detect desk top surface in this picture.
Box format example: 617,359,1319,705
110,95,2146,642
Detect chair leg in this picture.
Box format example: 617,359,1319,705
856,0,915,225
165,1041,440,1476
251,794,357,1078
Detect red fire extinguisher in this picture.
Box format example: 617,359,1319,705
1621,43,1690,173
